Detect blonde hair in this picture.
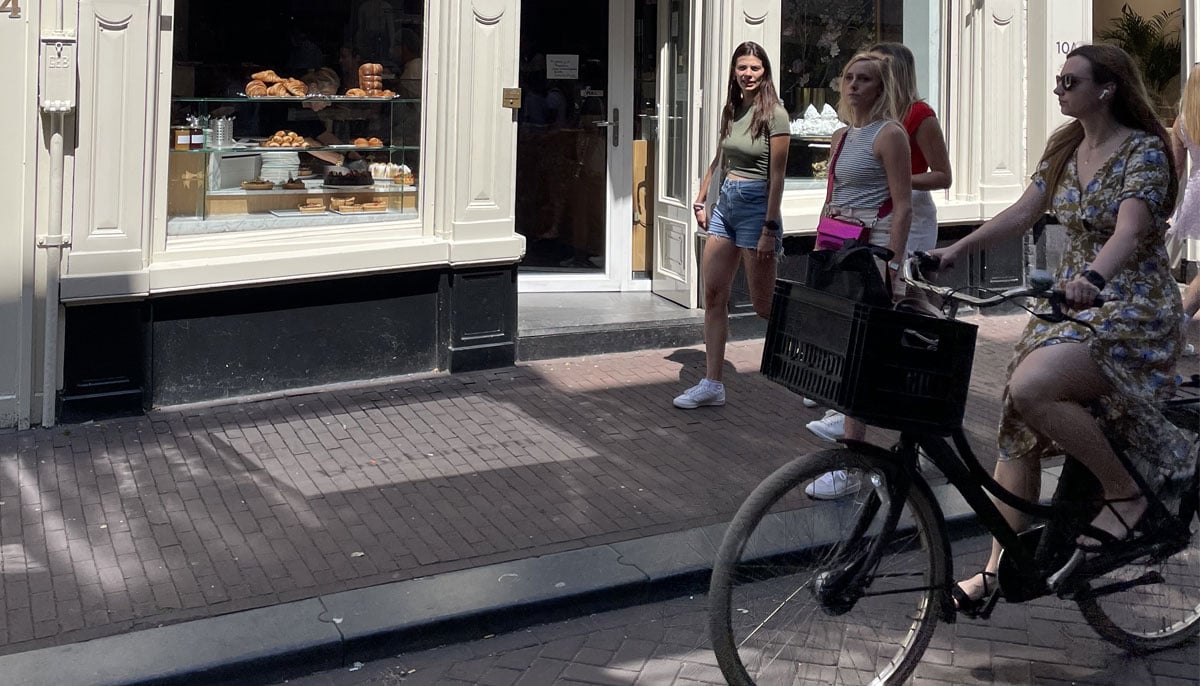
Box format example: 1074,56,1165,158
1181,63,1200,144
836,52,906,127
869,42,921,117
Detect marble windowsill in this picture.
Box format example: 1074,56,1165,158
167,210,417,236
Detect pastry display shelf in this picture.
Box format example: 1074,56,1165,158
173,96,420,104
168,145,419,154
207,184,416,197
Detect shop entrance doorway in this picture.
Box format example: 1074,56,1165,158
516,0,634,292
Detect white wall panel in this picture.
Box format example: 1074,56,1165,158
445,0,522,248
0,1,37,427
67,0,155,277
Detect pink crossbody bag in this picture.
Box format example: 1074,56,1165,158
815,131,893,251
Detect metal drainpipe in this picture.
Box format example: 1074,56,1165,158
39,112,66,428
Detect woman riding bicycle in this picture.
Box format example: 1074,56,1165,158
929,44,1193,614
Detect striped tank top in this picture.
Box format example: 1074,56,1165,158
830,120,893,212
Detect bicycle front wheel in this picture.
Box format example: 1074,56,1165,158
709,447,950,686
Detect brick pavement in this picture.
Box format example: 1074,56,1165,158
0,314,1026,657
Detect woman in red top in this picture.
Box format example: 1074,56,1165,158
803,42,954,475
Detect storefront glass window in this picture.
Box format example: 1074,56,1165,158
779,0,939,190
166,1,424,236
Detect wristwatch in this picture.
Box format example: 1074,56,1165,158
887,261,902,272
762,219,780,234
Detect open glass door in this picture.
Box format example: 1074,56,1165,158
650,0,698,307
515,0,633,292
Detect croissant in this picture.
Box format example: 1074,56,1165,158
345,88,367,97
368,137,383,147
267,83,289,97
245,80,268,97
380,90,396,98
284,78,308,96
252,70,283,84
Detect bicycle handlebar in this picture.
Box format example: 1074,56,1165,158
900,252,1105,313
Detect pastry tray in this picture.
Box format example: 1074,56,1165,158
322,183,376,190
270,209,328,217
331,208,389,215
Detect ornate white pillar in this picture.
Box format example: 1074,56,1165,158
434,0,525,263
947,0,1028,211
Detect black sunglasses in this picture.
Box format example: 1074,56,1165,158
1055,74,1092,91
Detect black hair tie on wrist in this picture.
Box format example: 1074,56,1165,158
1080,269,1106,290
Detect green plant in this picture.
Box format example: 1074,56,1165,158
1097,3,1182,95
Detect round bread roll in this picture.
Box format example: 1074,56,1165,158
368,137,383,147
361,63,383,76
380,89,396,98
345,88,367,97
354,137,370,147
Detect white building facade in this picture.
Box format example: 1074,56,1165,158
0,0,1194,428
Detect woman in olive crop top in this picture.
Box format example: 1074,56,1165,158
673,41,789,410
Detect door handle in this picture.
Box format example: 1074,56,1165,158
595,108,619,146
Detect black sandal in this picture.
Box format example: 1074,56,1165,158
1076,495,1149,553
951,571,998,619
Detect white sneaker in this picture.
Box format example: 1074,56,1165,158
805,470,862,500
806,410,846,442
673,379,726,409
802,397,818,408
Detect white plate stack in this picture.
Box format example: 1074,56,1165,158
259,152,301,184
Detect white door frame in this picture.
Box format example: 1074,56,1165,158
518,0,636,293
649,0,700,308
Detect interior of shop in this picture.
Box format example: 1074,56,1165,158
167,0,424,235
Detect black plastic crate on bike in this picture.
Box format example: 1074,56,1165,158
761,280,979,433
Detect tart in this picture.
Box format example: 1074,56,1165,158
241,179,275,191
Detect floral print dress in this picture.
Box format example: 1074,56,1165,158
998,130,1193,494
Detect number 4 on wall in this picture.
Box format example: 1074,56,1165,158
0,0,20,18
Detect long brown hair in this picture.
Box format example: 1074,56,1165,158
1037,44,1177,214
719,42,782,140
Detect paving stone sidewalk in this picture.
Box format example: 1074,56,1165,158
0,314,1028,657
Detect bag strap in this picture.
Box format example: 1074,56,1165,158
824,130,849,206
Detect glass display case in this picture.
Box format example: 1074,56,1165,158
167,96,421,236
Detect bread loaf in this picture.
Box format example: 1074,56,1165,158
284,78,308,96
252,70,283,84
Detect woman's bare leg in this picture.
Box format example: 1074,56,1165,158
1007,342,1145,539
701,237,742,382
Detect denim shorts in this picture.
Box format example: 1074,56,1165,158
708,179,783,252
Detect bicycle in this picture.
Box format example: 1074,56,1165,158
707,255,1200,685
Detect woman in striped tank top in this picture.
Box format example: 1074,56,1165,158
802,51,913,499
806,44,956,463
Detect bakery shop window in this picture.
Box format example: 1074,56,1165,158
166,1,424,235
778,0,941,190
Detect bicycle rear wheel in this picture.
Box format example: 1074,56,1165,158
1077,405,1200,654
708,447,950,686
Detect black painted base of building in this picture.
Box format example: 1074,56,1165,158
59,265,518,423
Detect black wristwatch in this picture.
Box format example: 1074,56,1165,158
1080,269,1106,290
762,220,780,234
